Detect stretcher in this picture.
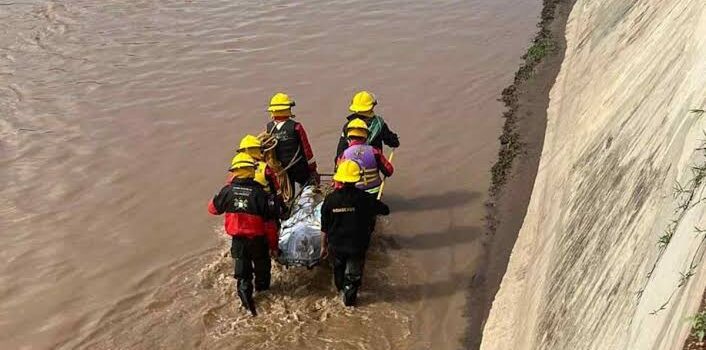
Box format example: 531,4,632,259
276,185,325,268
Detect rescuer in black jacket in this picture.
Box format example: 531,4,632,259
320,160,390,306
335,91,399,161
208,153,277,316
265,92,320,186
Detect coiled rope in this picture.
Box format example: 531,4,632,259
257,132,298,205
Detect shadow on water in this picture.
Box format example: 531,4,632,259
361,271,476,306
384,190,482,212
380,225,482,250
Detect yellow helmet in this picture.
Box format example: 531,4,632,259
267,92,295,112
237,134,261,152
346,118,369,138
229,152,257,171
349,91,377,113
333,160,362,183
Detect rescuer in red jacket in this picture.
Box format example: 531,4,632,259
208,152,277,316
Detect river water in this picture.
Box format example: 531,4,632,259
0,1,540,348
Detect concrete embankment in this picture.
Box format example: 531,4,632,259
482,1,706,349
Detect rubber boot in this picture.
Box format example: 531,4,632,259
342,255,363,306
238,289,257,316
342,284,358,307
237,280,257,316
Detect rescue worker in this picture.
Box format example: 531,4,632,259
208,153,278,316
265,92,320,187
227,135,279,192
320,160,390,306
336,118,394,194
335,91,400,160
232,134,286,233
235,135,286,209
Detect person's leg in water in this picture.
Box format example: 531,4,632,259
332,250,347,292
251,236,272,292
232,236,257,316
342,254,365,306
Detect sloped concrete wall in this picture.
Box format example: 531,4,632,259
481,1,706,349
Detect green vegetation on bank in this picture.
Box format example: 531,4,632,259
688,311,706,342
488,0,564,203
642,109,706,315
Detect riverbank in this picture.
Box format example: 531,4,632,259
481,0,706,348
465,0,576,348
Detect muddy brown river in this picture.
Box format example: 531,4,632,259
0,1,540,348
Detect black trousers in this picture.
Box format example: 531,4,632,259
231,235,271,297
332,250,366,306
287,161,313,187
